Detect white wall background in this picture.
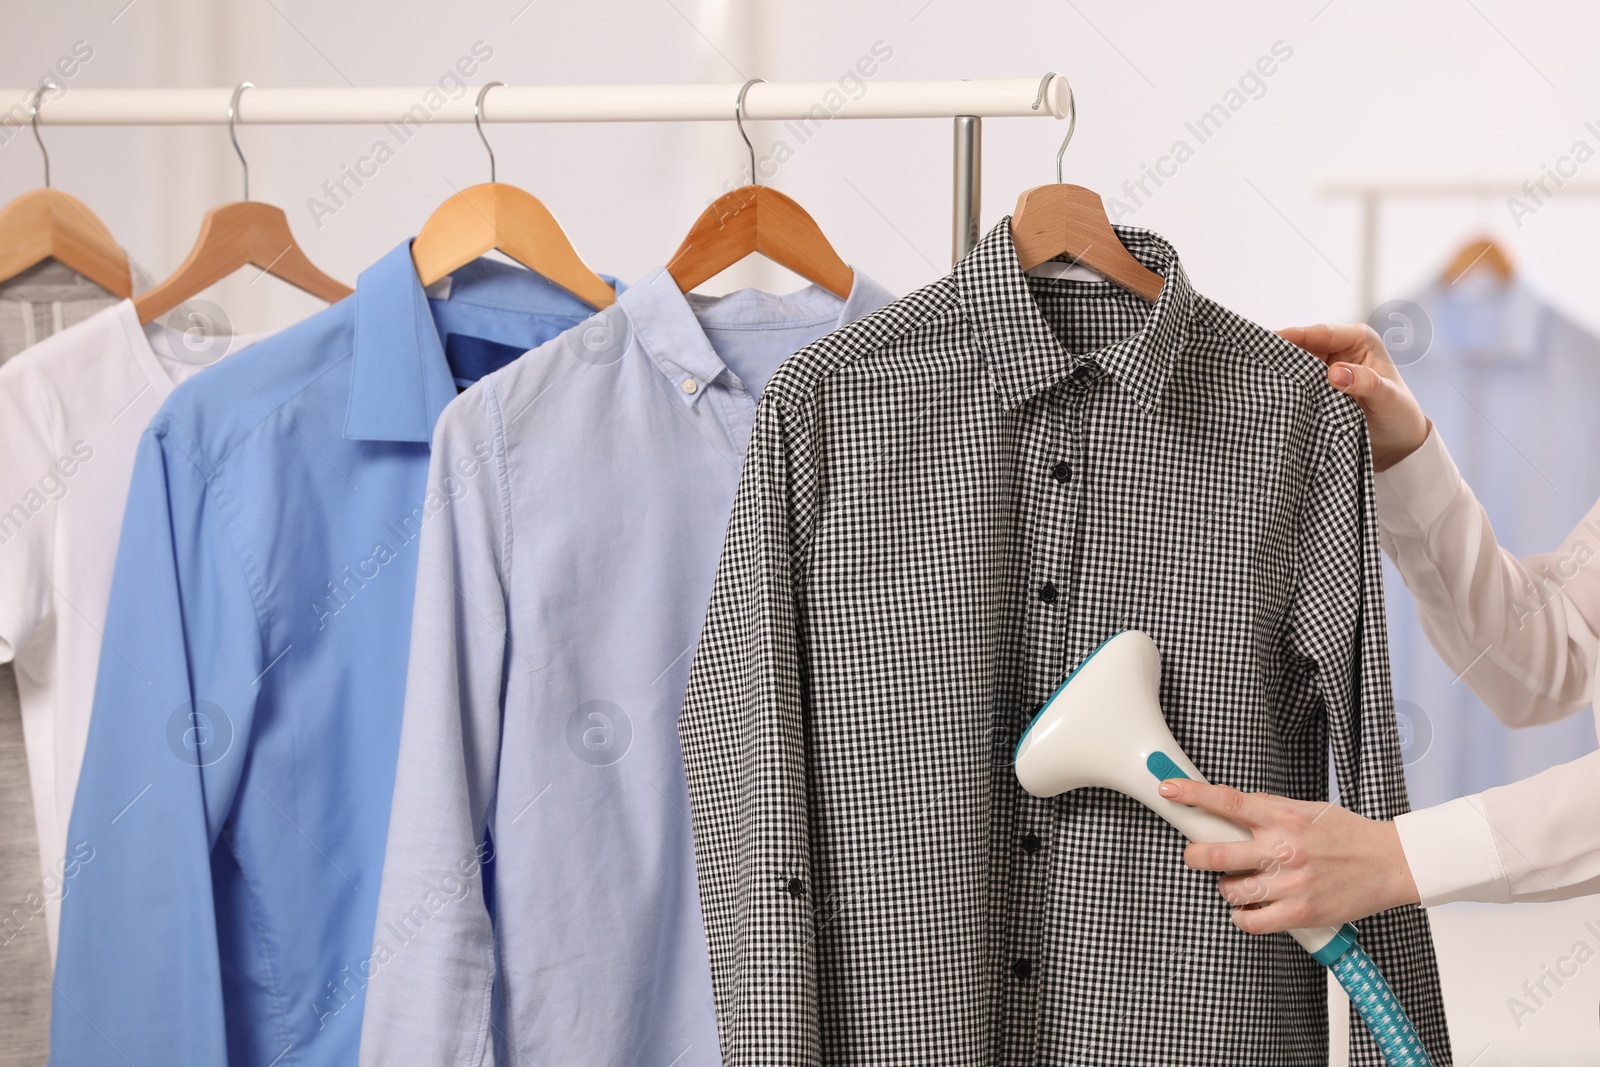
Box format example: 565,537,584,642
6,1,1600,1063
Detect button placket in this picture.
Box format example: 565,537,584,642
1035,379,1092,1063
998,383,1082,1067
1041,382,1083,1024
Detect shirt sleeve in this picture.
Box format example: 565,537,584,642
49,423,264,1066
1376,424,1600,726
1391,794,1509,906
1396,749,1600,907
1379,425,1600,906
357,383,506,1067
1286,409,1452,1067
0,356,63,662
678,392,821,1067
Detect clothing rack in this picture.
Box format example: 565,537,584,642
1325,179,1600,314
3,77,1073,264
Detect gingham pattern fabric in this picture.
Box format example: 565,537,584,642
679,218,1451,1066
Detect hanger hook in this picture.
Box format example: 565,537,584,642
28,79,58,189
229,82,254,201
475,81,505,183
735,78,765,186
1031,72,1076,184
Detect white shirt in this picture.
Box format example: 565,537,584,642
1384,425,1600,905
0,299,263,952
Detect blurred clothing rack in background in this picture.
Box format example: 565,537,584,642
1325,179,1600,315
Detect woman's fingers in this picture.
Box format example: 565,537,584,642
1275,323,1372,364
1275,324,1314,352
1218,870,1292,906
1158,778,1274,827
1231,901,1300,935
1182,839,1271,873
1327,360,1391,399
1166,779,1421,931
1279,322,1431,470
1326,359,1432,470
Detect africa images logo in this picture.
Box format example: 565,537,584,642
166,700,235,768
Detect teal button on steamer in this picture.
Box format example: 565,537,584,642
1015,631,1434,1067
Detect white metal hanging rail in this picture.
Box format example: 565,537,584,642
2,80,1070,123
1,77,1073,263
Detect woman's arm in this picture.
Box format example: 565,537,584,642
1164,324,1600,923
1165,752,1600,927
1377,425,1600,725
1395,749,1600,907
1285,321,1600,724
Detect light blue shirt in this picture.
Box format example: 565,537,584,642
1373,276,1600,808
356,266,893,1067
50,244,617,1067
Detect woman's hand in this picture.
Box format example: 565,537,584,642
1158,778,1421,933
1276,323,1431,472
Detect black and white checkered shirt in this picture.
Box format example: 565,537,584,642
679,218,1451,1066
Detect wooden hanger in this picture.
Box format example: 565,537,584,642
0,189,132,299
1009,75,1164,303
412,183,616,307
135,83,352,324
0,86,132,298
135,201,353,323
410,83,615,309
666,80,854,300
1439,235,1514,285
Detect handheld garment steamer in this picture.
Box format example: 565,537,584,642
1014,631,1433,1067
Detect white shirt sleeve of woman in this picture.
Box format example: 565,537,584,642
1378,425,1600,906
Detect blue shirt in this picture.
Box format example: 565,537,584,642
50,244,617,1067
356,266,893,1067
1373,276,1600,808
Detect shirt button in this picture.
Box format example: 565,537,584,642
1038,582,1058,605
1021,833,1041,853
1050,461,1071,483
1012,959,1033,979
682,378,699,394
786,878,806,898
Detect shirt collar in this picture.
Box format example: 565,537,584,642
951,217,1195,414
623,265,895,406
346,241,456,442
345,241,616,442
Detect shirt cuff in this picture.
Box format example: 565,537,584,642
1374,425,1463,537
1394,795,1512,907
